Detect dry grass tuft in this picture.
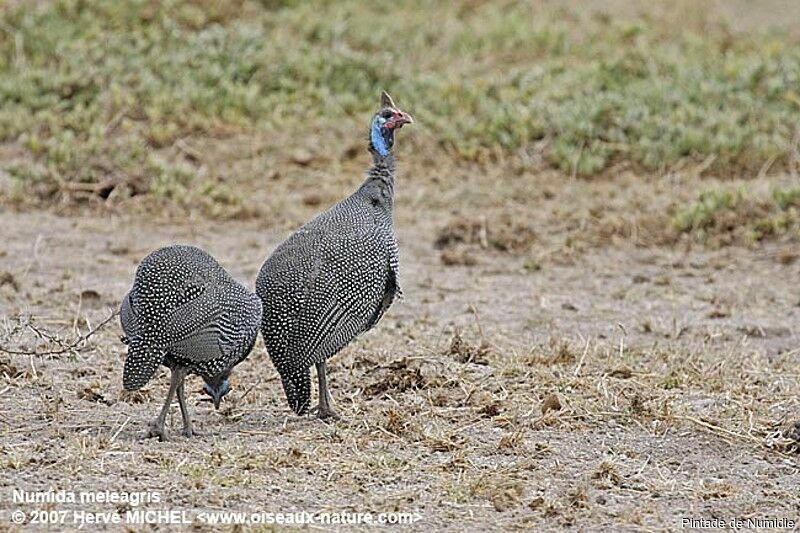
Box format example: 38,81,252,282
440,248,479,267
434,213,538,260
447,329,492,365
591,461,623,488
541,394,562,416
530,338,576,366
363,358,435,397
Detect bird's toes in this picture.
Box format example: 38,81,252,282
310,404,340,421
321,410,341,421
183,426,203,438
147,421,169,442
146,428,169,442
790,420,800,442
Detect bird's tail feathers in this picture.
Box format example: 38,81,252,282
122,338,165,391
280,367,312,415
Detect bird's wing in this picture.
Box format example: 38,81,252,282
364,264,398,332
160,286,227,362
166,322,225,362
258,228,321,363
387,230,402,298
214,285,262,366
119,291,138,337
290,227,390,366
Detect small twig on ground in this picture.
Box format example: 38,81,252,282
238,378,262,402
110,416,130,443
28,322,65,347
756,154,777,180
677,415,759,443
573,337,592,377
692,154,716,178
0,310,119,356
175,138,203,163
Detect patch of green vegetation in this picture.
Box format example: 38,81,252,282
672,188,746,233
0,0,799,209
672,185,800,244
772,186,800,209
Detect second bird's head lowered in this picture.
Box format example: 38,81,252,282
201,373,232,409
370,91,414,158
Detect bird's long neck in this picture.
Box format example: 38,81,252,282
361,152,396,197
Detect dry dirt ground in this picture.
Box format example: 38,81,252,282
2,0,800,530
0,176,798,531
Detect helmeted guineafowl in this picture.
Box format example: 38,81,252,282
120,245,262,440
256,91,413,419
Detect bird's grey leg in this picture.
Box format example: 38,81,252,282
313,362,340,420
147,367,185,441
176,377,202,438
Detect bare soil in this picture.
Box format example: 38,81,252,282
1,1,800,529
0,176,798,530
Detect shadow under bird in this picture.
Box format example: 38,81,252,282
120,245,262,440
256,91,414,419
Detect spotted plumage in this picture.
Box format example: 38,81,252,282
121,245,262,440
256,91,413,418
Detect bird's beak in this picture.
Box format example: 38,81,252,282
396,111,414,127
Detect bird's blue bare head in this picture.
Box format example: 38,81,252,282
202,373,231,410
370,91,414,157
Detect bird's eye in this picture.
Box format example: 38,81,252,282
382,111,393,119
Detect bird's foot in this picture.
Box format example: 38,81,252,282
310,403,340,420
146,420,169,442
790,420,800,443
182,425,203,438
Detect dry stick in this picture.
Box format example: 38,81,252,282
0,310,119,356
692,154,716,177
105,111,126,135
237,378,262,402
28,322,64,347
175,138,203,162
573,337,592,377
678,415,760,443
756,154,777,181
110,416,131,443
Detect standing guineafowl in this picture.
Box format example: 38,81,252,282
121,245,262,440
256,91,413,419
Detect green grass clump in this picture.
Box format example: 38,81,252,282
0,0,799,209
673,185,800,244
672,188,746,233
772,186,800,209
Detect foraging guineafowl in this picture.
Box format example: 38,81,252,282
256,91,413,419
121,245,262,440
